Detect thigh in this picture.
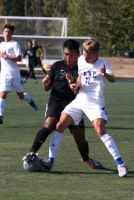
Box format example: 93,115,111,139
63,100,84,126
11,78,24,93
83,107,108,123
45,100,63,120
0,78,12,92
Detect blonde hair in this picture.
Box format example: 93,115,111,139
83,38,100,53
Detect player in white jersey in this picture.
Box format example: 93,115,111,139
0,24,38,124
56,38,128,177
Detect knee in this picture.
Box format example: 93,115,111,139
17,93,24,100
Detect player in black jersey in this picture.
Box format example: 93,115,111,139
23,39,102,171
23,41,37,83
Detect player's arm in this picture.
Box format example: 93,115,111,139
70,75,81,95
0,52,21,61
42,75,51,91
42,43,51,47
100,65,115,83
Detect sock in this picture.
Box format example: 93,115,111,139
23,93,31,102
30,127,51,152
48,131,63,163
100,133,123,165
78,140,89,161
0,98,5,116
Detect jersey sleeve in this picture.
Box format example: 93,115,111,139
48,62,56,83
13,41,22,56
105,61,113,74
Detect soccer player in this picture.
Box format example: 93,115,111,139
23,39,102,171
0,24,38,124
55,38,128,177
32,40,51,76
23,40,37,83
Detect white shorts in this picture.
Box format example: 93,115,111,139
62,99,108,125
0,77,24,93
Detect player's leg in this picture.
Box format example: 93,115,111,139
12,78,38,111
87,107,128,177
31,62,37,83
71,122,102,169
0,91,8,124
0,78,11,124
23,100,61,165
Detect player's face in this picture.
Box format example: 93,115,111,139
64,48,79,67
2,28,13,42
27,42,32,48
83,50,99,64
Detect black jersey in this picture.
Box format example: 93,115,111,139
23,47,36,64
48,60,78,102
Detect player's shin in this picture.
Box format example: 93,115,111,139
30,127,51,153
48,130,63,163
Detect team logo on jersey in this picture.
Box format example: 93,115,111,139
60,69,65,78
8,49,11,53
82,71,97,84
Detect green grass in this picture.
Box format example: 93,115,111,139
0,79,134,200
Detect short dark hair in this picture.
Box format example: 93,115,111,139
63,39,80,52
3,24,15,32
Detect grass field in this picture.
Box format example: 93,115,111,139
0,79,134,200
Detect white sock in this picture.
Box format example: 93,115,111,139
23,93,31,102
100,133,121,160
0,98,5,116
49,131,63,158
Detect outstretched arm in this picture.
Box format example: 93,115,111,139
42,43,51,47
100,65,115,83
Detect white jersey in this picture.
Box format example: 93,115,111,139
0,40,21,78
76,55,113,108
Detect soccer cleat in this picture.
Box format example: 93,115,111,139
118,163,128,177
29,98,38,111
33,80,37,83
81,157,102,169
0,116,3,124
22,152,38,163
40,159,53,171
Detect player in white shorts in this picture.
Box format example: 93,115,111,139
0,24,38,124
56,38,128,177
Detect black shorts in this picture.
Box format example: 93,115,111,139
45,99,85,131
36,58,42,66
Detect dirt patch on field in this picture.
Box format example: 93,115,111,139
102,57,134,81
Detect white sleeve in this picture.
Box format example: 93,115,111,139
105,62,113,74
13,41,22,56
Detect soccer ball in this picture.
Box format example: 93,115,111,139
23,156,42,172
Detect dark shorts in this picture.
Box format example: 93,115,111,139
36,58,42,66
45,99,85,131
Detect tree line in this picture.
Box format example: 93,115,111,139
0,0,134,56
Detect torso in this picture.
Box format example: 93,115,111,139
0,40,21,78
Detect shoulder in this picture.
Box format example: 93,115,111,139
52,60,64,67
98,57,110,65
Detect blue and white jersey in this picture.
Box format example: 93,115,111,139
0,40,21,78
76,55,113,108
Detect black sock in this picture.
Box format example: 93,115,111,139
78,140,89,161
30,127,51,152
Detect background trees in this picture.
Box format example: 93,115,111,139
0,0,134,56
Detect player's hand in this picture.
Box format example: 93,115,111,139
99,65,106,76
70,83,79,95
64,72,74,84
0,52,8,58
42,74,51,86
